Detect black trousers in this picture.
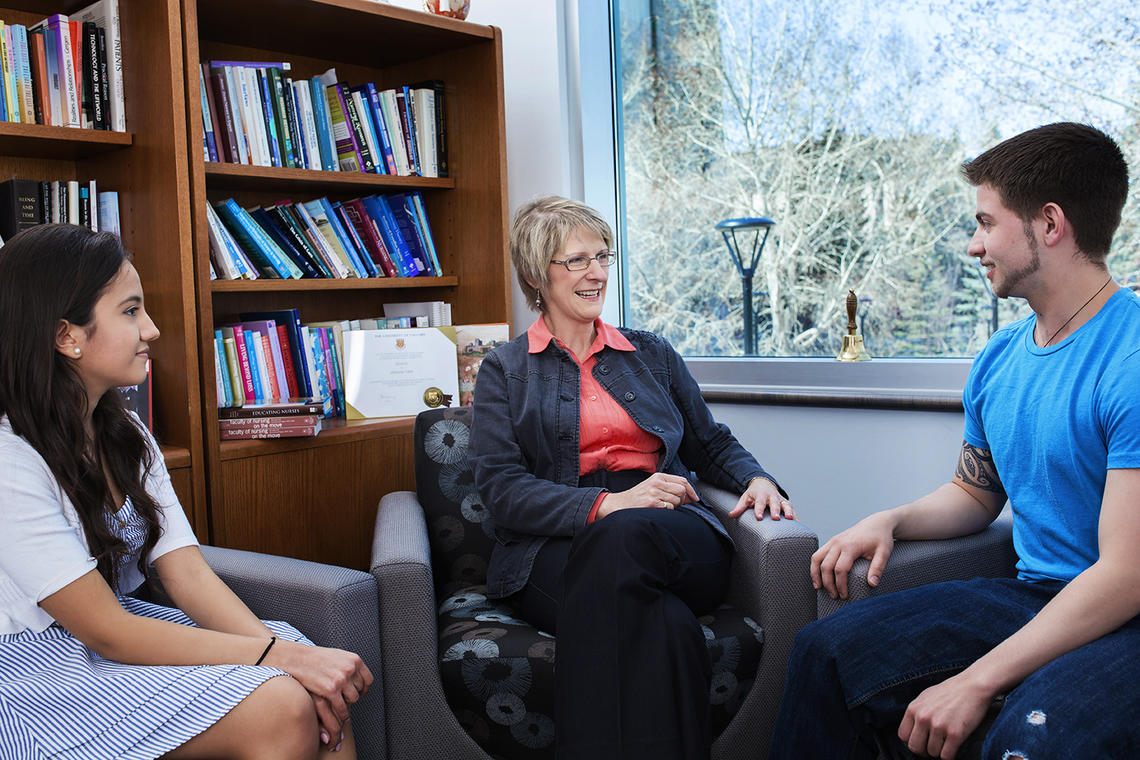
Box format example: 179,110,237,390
512,471,733,760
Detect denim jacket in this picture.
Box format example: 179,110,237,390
469,326,785,598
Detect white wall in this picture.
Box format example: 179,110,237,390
387,0,573,333
389,0,968,543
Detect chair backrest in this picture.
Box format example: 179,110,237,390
413,407,497,596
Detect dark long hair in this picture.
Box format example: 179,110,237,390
0,224,163,591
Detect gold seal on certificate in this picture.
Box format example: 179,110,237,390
423,387,450,408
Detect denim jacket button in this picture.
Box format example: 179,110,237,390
623,391,636,402
598,365,610,375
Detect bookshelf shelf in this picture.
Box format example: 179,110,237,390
183,0,510,570
204,162,456,193
0,123,132,159
210,275,459,293
217,415,414,460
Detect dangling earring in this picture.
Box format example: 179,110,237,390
534,291,543,310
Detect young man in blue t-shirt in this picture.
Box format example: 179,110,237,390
770,122,1140,759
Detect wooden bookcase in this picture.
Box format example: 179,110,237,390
0,0,205,531
181,0,511,569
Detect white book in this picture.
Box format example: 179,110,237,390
350,90,381,174
294,81,322,171
53,16,81,128
98,191,119,235
241,67,271,167
298,325,323,401
73,0,125,131
412,88,437,178
232,66,262,166
88,179,98,232
67,180,80,224
204,203,240,279
379,89,409,175
221,66,251,165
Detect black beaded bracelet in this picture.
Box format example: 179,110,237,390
254,636,277,666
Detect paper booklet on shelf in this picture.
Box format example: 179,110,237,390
343,327,458,419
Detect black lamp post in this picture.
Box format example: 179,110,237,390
715,216,775,355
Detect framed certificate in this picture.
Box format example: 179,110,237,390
343,327,460,419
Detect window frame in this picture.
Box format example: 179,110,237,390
568,0,973,407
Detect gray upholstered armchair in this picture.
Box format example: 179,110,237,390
815,511,1018,760
370,406,818,760
200,546,386,760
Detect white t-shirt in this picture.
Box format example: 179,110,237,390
0,414,198,634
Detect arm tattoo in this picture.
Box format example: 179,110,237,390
955,443,1006,495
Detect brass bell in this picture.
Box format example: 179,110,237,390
836,289,871,362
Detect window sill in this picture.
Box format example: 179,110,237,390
687,357,971,412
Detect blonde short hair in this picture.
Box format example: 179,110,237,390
510,196,614,312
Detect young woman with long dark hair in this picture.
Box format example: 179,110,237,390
0,224,371,759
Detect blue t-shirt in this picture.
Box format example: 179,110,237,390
963,288,1140,583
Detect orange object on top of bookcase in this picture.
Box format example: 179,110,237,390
182,0,511,569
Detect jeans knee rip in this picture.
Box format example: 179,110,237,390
1001,752,1027,760
1025,710,1046,726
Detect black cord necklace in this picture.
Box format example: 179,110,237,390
1040,276,1113,347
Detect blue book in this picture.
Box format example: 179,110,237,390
332,202,379,277
243,329,265,402
323,327,347,416
365,83,396,174
214,330,234,406
388,193,435,276
360,195,409,276
215,199,302,279
249,206,320,278
239,309,313,398
408,191,443,276
303,326,332,412
199,71,218,161
309,77,337,171
283,79,307,170
317,197,371,277
375,194,426,276
256,69,282,167
399,86,421,175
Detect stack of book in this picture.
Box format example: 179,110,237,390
200,60,446,178
219,398,327,440
0,177,120,241
0,1,125,131
206,191,440,280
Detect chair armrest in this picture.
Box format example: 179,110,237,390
816,510,1017,619
199,545,385,760
370,491,488,759
698,482,819,760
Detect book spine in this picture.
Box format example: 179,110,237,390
214,330,234,407
227,326,255,402
325,83,363,172
374,195,423,276
2,24,18,122
220,416,320,430
298,201,355,278
396,87,419,175
294,81,321,171
29,30,48,125
218,199,300,278
49,16,80,127
218,400,325,419
97,191,119,235
380,89,409,175
268,68,295,168
387,193,431,275
255,68,282,167
282,77,304,170
332,202,378,277
94,25,109,130
81,22,97,129
247,330,269,402
316,327,340,416
220,424,320,440
409,191,443,276
209,72,240,163
345,89,377,173
221,66,251,164
222,337,244,404
271,204,332,278
300,326,329,408
276,324,300,398
13,25,34,124
309,77,337,171
259,333,281,400
198,64,218,162
365,83,397,174
236,67,268,166
319,197,369,277
250,207,319,278
342,199,396,278
289,202,346,278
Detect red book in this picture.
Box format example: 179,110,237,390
219,414,320,431
68,20,82,124
29,31,51,125
343,198,398,277
218,398,330,419
219,418,322,440
276,324,300,398
260,333,281,400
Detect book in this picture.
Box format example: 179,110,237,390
97,191,119,235
219,418,322,440
413,79,448,177
293,80,322,171
95,25,109,130
12,24,34,125
411,86,437,177
118,358,152,430
387,192,437,275
198,63,218,162
317,197,370,276
364,83,397,174
367,194,425,276
219,414,321,429
308,77,338,171
341,198,398,277
249,206,320,278
323,78,362,172
2,23,20,123
0,179,42,240
455,323,510,405
218,396,330,418
238,309,314,400
81,21,101,129
269,203,333,277
208,70,240,163
239,319,291,399
300,199,361,277
345,88,379,173
29,30,49,125
255,68,282,167
332,202,378,277
408,191,443,276
214,330,234,407
378,88,410,175
72,0,124,130
267,67,295,168
48,15,80,127
396,87,419,175
291,201,352,278
215,198,302,279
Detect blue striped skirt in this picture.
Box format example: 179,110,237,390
0,596,312,760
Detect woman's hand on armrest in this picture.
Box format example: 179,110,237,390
728,476,796,522
596,473,699,520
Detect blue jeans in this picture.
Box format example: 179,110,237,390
769,577,1140,759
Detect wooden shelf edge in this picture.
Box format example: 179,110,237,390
0,122,132,159
211,275,458,292
161,445,193,469
217,414,415,459
204,162,455,192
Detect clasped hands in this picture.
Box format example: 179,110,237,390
596,472,795,521
264,639,373,751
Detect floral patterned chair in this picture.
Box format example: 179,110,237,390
371,407,818,760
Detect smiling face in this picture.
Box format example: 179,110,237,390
61,261,160,403
968,184,1042,299
541,227,610,331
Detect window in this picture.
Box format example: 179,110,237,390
606,0,1140,359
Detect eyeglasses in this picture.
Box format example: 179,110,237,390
549,251,617,271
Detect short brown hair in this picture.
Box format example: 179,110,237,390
961,122,1129,261
510,196,614,312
